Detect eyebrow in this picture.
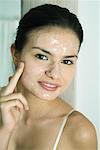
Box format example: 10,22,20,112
32,46,78,59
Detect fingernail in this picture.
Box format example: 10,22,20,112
18,62,24,68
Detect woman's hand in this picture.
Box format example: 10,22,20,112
0,62,29,132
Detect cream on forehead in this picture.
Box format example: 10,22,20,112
47,36,67,54
30,27,79,55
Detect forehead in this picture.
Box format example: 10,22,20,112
26,26,79,54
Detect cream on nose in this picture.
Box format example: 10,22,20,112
45,63,61,80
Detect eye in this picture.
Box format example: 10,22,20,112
61,59,74,65
35,54,48,60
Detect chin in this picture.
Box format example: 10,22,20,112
32,90,60,101
37,93,58,101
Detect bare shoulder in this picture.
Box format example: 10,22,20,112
65,110,97,149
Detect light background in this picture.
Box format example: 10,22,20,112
0,0,99,146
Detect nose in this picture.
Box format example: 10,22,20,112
45,63,61,80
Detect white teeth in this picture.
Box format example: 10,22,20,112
43,83,57,88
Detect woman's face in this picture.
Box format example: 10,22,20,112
19,26,79,101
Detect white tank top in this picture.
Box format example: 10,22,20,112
53,109,75,150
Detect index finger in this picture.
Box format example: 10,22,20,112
4,62,24,95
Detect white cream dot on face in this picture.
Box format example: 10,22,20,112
51,38,58,45
42,93,50,98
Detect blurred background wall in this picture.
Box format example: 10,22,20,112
0,0,21,86
0,0,99,145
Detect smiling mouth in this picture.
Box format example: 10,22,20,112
38,81,61,91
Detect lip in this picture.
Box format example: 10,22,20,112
38,81,61,91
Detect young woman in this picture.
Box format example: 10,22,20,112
0,4,97,150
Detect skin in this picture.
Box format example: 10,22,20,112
0,26,97,150
19,27,79,101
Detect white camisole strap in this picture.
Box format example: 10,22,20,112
53,109,75,150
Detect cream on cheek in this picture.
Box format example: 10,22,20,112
60,70,74,92
21,61,46,89
21,63,61,100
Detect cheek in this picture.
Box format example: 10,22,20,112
21,61,47,82
62,67,76,87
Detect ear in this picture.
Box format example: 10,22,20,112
10,44,19,67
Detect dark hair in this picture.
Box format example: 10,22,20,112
15,4,83,52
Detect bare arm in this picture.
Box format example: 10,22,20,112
72,112,97,150
78,125,97,150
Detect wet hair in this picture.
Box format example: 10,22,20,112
15,4,83,52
